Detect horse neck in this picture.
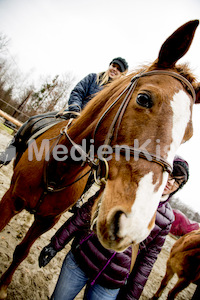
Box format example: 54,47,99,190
67,75,134,144
67,116,97,145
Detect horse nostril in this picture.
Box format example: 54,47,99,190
110,210,126,238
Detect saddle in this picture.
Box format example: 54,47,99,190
14,111,72,165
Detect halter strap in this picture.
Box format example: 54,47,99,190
93,69,195,174
139,70,196,102
93,69,195,143
112,146,172,173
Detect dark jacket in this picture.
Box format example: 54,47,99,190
67,73,103,112
51,196,174,299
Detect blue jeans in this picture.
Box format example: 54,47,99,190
51,251,120,300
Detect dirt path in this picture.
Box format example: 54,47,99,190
0,126,196,299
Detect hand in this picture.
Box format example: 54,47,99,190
68,113,79,119
38,243,57,267
56,112,79,120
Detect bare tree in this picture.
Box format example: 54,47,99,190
0,32,75,120
0,33,9,53
25,73,75,115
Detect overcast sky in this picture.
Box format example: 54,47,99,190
0,0,200,212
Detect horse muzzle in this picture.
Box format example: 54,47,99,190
92,206,141,252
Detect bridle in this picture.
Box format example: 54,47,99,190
93,70,196,142
64,69,196,184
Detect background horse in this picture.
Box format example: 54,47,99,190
152,229,200,299
0,20,200,299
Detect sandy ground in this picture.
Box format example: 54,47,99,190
0,125,197,300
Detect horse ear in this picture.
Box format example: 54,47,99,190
157,20,199,68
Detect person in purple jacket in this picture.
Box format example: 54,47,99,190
39,156,189,300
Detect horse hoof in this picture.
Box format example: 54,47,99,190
0,285,7,300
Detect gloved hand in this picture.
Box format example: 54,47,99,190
56,107,80,118
38,243,57,267
68,112,79,119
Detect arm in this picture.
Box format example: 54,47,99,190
51,197,94,251
68,73,97,112
39,193,97,267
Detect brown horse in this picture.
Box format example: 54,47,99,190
0,20,200,299
152,230,200,300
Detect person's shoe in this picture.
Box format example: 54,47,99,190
0,140,16,166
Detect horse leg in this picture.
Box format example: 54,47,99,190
0,188,25,232
151,261,174,299
167,277,190,300
0,215,60,299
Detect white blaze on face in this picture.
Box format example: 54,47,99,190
118,171,168,244
167,90,191,163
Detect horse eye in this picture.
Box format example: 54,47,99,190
136,93,153,108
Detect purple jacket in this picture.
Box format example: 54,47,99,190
51,194,174,299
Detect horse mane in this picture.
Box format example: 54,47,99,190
69,73,136,138
151,61,198,96
74,66,147,130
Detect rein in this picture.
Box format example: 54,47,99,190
64,119,99,170
43,130,92,193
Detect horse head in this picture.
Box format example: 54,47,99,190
71,20,200,252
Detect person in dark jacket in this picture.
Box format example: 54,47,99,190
0,57,129,166
38,156,189,300
68,57,129,113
